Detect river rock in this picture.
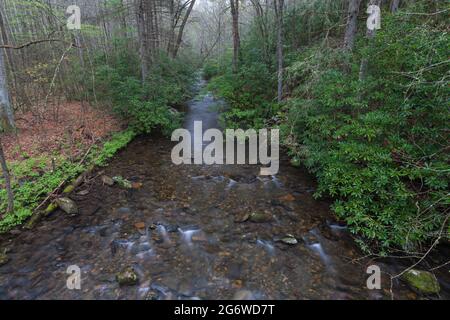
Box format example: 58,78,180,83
279,194,295,202
145,289,160,300
135,222,146,232
77,189,90,196
249,212,273,223
233,290,254,300
402,269,440,294
280,235,298,245
113,176,132,189
116,267,139,286
101,175,115,186
63,184,75,194
131,182,143,189
24,211,45,230
234,212,250,223
56,197,78,215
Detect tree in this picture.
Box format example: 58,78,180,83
344,0,362,51
136,0,149,83
359,0,381,81
172,0,197,58
230,0,240,73
274,0,284,102
0,47,14,214
250,0,270,63
390,0,400,13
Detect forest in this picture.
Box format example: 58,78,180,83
0,0,448,301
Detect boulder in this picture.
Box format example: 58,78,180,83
402,269,440,294
56,197,78,215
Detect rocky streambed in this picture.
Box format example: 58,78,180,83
0,81,448,300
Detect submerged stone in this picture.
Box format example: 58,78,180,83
402,269,440,294
249,212,273,223
234,212,250,223
233,290,254,300
116,267,139,286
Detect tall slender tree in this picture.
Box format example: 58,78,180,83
274,0,284,103
230,0,240,73
0,47,14,214
344,0,362,51
172,0,196,58
359,0,381,81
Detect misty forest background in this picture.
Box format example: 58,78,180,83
0,0,448,256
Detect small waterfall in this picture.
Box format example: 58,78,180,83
226,178,237,190
257,239,275,255
271,176,283,188
157,225,171,243
308,243,331,265
178,228,200,246
327,221,348,232
304,229,333,268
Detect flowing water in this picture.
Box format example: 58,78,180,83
0,79,448,300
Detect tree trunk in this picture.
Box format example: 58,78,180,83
274,0,284,103
0,46,14,131
359,0,381,81
344,0,362,51
136,0,149,83
0,136,14,214
230,0,240,73
167,0,175,55
172,0,196,58
390,0,400,13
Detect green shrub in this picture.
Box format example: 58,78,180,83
94,50,195,136
283,12,449,253
0,129,136,232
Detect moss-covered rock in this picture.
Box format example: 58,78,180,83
63,185,75,194
249,212,273,223
402,269,440,294
56,197,78,215
290,158,301,168
45,202,59,216
24,211,44,230
113,176,132,189
116,267,139,286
